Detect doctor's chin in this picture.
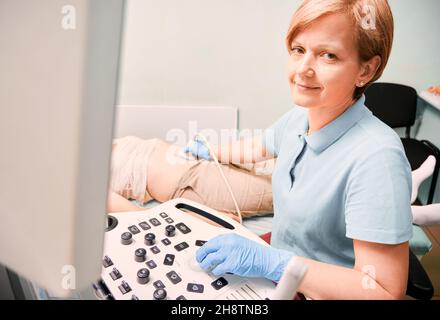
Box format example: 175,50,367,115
1,0,440,307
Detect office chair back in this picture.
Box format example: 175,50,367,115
365,82,440,204
364,82,418,137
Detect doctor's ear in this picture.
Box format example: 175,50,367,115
357,55,381,87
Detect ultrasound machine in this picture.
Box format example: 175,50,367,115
0,0,306,300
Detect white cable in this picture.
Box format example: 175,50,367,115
194,133,243,224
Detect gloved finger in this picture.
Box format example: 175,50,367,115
196,236,223,263
201,150,211,159
210,260,234,277
194,136,205,144
198,251,226,271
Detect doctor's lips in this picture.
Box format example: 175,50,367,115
294,81,321,90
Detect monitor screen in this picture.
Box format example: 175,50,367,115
0,0,124,297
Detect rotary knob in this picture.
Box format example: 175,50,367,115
144,233,156,246
137,268,150,284
134,248,147,262
121,232,133,245
153,288,167,300
165,225,176,237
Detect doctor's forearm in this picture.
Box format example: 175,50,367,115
295,256,402,300
216,136,273,164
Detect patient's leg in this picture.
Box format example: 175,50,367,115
107,190,145,212
171,161,273,219
412,204,440,226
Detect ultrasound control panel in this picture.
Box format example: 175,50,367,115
98,198,277,300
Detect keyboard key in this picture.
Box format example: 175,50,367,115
109,267,122,280
166,271,182,284
150,246,160,254
163,254,175,266
139,221,151,231
102,256,113,268
118,281,131,294
211,277,228,290
128,225,140,234
149,218,161,227
165,217,174,224
146,260,157,269
153,280,165,289
174,241,189,252
159,212,168,218
195,240,207,247
175,222,191,234
176,295,187,300
161,238,171,246
187,283,204,293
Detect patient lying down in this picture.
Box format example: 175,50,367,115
107,136,273,222
107,136,440,226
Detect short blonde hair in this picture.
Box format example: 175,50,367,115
286,0,394,99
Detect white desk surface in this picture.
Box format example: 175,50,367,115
419,90,440,111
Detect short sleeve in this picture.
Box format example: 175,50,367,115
345,145,413,244
263,108,299,156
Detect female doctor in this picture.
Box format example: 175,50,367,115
185,0,412,299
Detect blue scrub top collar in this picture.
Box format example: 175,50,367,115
303,94,371,154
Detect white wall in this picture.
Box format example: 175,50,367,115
117,0,440,131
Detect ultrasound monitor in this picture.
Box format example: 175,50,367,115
0,0,125,297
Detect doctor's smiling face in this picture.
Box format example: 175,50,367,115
287,12,380,111
285,0,395,112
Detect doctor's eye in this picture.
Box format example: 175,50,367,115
290,47,304,55
322,52,337,60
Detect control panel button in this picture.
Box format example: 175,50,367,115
165,217,174,224
195,240,207,247
146,260,157,269
149,218,161,227
118,281,131,294
134,248,147,262
161,238,171,246
128,225,140,234
176,295,187,300
175,222,191,234
165,225,176,237
186,283,204,293
144,233,156,246
121,232,133,245
163,254,175,266
174,241,189,252
109,267,122,280
153,288,167,300
211,277,228,290
166,271,182,284
159,212,168,218
153,280,165,289
137,268,150,284
102,255,113,268
150,246,160,254
131,295,139,300
139,221,151,231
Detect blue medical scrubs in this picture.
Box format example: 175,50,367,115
263,95,413,268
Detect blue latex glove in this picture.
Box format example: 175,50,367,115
196,233,294,282
183,137,212,160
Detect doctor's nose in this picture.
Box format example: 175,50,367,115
296,55,316,78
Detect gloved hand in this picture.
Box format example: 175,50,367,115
196,233,294,282
183,137,212,160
